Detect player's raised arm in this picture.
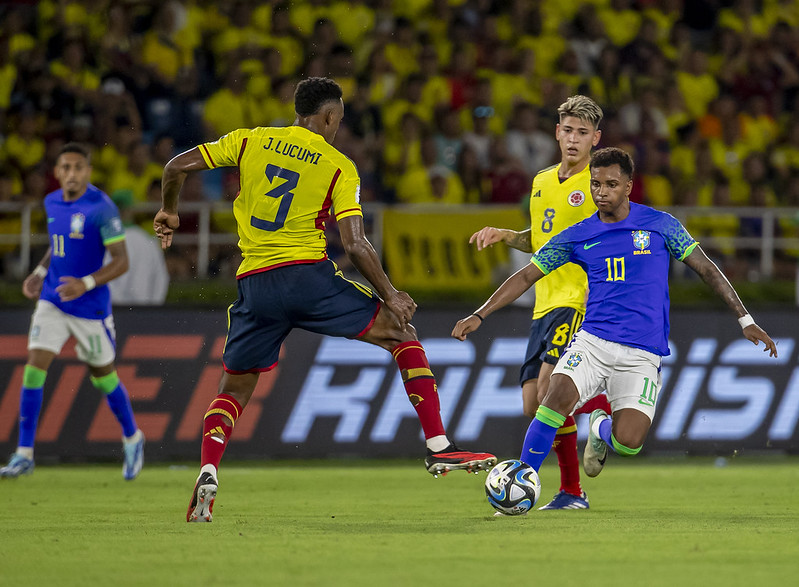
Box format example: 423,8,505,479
338,214,416,327
452,262,545,340
682,245,778,357
470,227,533,253
155,147,210,249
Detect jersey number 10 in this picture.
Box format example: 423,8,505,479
605,257,625,281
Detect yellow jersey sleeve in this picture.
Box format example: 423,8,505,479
528,164,596,318
200,126,363,277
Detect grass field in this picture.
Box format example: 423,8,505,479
2,456,797,587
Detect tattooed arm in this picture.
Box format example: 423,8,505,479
469,227,533,253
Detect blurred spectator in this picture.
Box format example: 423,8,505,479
739,95,779,152
698,94,738,140
418,43,450,114
694,176,742,274
618,86,669,139
139,3,194,94
771,118,799,181
708,119,750,187
382,111,425,193
598,0,642,48
396,136,465,205
505,102,557,178
384,17,420,79
433,107,464,172
458,145,486,204
0,37,17,122
106,142,162,204
383,73,432,135
3,109,46,176
588,45,632,107
106,190,169,306
484,138,530,205
570,5,608,77
203,67,260,138
463,105,496,172
342,77,383,151
676,49,719,119
329,43,357,101
620,17,662,75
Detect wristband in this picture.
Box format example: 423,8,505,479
471,312,484,322
81,275,97,292
33,265,47,278
738,314,755,329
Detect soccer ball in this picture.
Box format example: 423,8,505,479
484,459,541,515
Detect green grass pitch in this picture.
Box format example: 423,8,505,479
2,456,797,586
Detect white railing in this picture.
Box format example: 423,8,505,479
1,201,797,279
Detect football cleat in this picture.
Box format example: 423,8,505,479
424,444,497,477
584,409,609,478
0,453,35,478
122,430,145,481
187,472,218,522
538,490,589,510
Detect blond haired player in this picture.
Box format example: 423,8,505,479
470,95,611,510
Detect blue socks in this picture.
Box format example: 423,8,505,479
18,365,46,449
520,406,566,471
90,372,138,438
599,417,613,450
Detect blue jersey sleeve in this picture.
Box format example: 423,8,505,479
661,214,697,260
531,235,575,275
97,200,125,245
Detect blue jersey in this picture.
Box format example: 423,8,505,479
41,184,125,319
531,203,698,356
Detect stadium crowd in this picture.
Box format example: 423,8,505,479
1,0,799,281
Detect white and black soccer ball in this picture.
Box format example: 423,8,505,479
485,459,541,515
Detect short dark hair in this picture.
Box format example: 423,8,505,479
294,77,343,117
591,147,634,179
59,142,91,162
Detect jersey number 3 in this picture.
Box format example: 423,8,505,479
251,164,299,231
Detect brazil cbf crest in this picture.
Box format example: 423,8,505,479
69,213,86,239
564,352,583,371
632,230,651,255
568,190,586,207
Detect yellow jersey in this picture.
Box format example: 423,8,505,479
529,163,596,319
199,126,363,277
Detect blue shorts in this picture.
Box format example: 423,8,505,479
519,307,584,385
223,261,379,373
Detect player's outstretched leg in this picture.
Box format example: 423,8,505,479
0,453,35,478
122,430,145,481
390,341,497,476
187,471,218,523
424,444,498,477
584,409,610,477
